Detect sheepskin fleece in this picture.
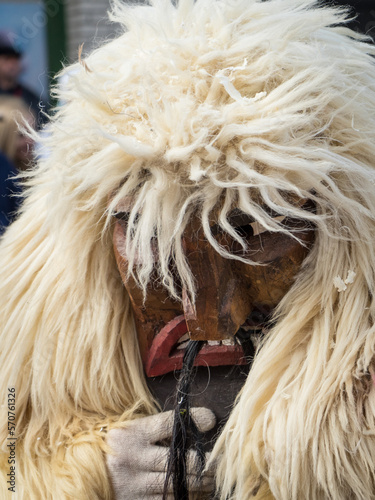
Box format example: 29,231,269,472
1,0,375,498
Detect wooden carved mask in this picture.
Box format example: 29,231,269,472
113,201,314,378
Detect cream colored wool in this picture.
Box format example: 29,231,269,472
1,0,375,498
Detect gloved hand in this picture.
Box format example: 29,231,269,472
106,407,216,499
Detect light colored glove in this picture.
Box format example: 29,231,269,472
106,407,216,499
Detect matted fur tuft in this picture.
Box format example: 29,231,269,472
1,0,375,498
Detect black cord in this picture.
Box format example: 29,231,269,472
163,340,205,500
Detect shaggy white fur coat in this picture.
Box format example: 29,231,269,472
1,0,375,498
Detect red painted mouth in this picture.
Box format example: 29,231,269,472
144,315,247,377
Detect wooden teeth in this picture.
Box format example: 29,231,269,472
176,337,236,350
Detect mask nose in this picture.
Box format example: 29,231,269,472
181,242,253,341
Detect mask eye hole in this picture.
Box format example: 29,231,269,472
113,211,157,240
234,222,254,238
113,211,130,222
113,211,141,229
212,209,286,239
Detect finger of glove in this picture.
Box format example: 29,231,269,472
106,433,168,473
106,410,175,449
190,407,216,433
144,407,216,442
150,447,213,475
184,449,215,478
140,406,216,442
151,450,215,493
150,446,213,475
129,410,176,443
144,445,169,471
142,471,172,495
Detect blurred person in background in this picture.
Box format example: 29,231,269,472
0,96,35,233
0,96,35,170
0,32,45,127
0,149,18,234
